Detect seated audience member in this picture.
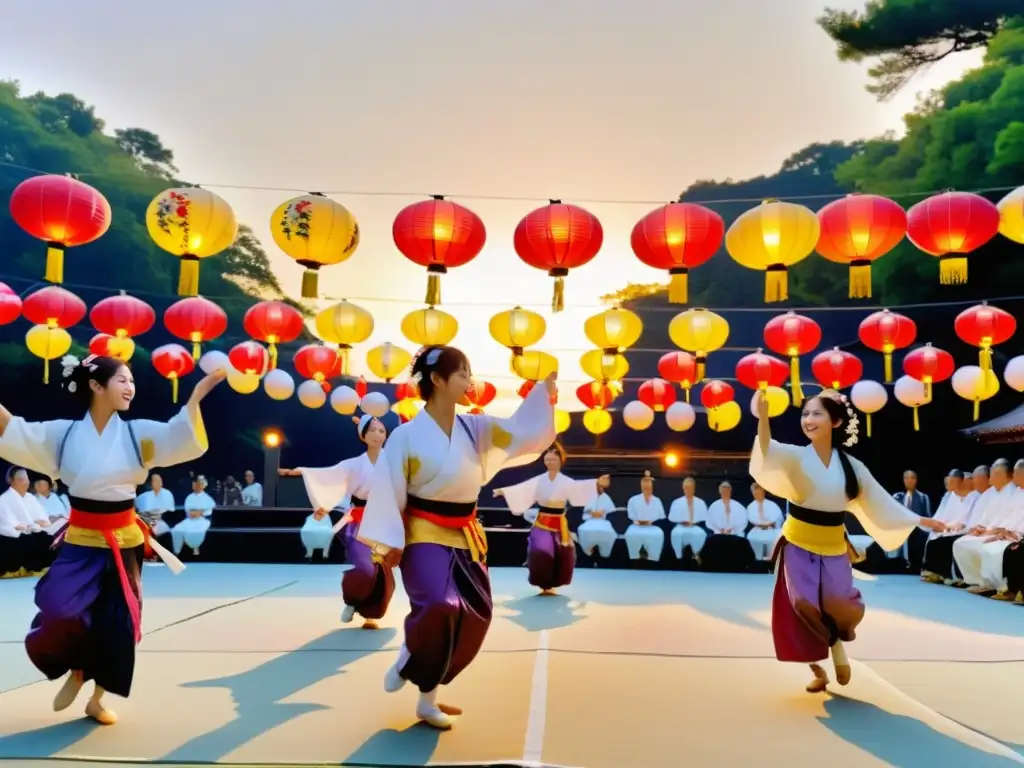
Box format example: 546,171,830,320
977,459,1024,600
953,459,1016,592
0,467,54,573
33,476,69,532
668,477,708,561
578,488,617,558
701,481,755,572
241,469,263,506
921,469,977,583
625,472,666,561
746,482,783,561
136,472,176,537
172,475,216,557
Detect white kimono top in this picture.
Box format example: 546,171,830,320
183,491,216,516
707,499,747,534
626,494,666,523
241,482,263,506
746,498,783,529
973,484,1017,530
0,487,48,532
668,495,708,525
497,471,598,516
35,492,70,522
582,493,617,521
137,488,176,516
298,452,377,513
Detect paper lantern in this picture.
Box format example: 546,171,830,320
623,400,655,431
89,333,135,361
199,350,231,375
858,309,916,383
700,379,734,410
902,343,954,400
466,380,497,413
146,187,237,296
164,296,228,359
89,293,155,344
579,350,628,383
668,308,729,382
0,284,22,326
631,202,724,304
513,350,560,381
22,285,87,329
243,301,304,368
263,369,295,401
735,350,789,392
151,343,195,403
229,341,270,378
850,380,887,438
708,400,742,432
490,306,546,356
393,197,485,306
725,199,820,302
294,344,341,391
906,191,1000,285
584,306,643,351
297,379,327,409
227,367,261,395
665,401,696,432
811,347,863,391
360,391,390,418
637,378,676,412
954,302,1016,373
576,381,617,410
748,387,788,419
366,343,412,382
315,300,373,374
514,200,603,312
951,365,1000,422
355,376,369,399
25,325,71,383
271,193,360,298
763,311,822,404
1004,355,1024,392
657,351,698,402
554,409,571,434
330,385,360,415
402,306,459,347
997,186,1024,244
816,194,906,298
582,408,612,435
893,375,929,431
9,175,111,284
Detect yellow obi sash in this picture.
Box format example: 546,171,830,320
782,504,849,558
405,496,488,563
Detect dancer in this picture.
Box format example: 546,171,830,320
280,414,394,628
578,487,618,559
750,389,943,693
494,444,609,594
0,354,222,724
359,345,556,730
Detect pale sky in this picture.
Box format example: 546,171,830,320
2,0,981,415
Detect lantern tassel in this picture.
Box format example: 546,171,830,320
695,357,707,384
883,352,893,384
192,341,202,360
43,329,52,384
338,346,350,376
552,277,565,313
973,398,980,422
979,347,992,373
789,356,803,406
684,386,690,404
764,266,788,303
425,274,442,306
668,268,688,304
924,381,932,401
301,269,319,299
170,374,179,404
45,244,65,284
849,262,872,299
178,256,200,297
866,413,872,439
939,256,967,286
913,406,919,432
269,343,278,370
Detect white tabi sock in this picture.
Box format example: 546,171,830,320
416,687,453,729
383,644,410,693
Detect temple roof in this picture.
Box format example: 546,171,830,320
961,403,1024,443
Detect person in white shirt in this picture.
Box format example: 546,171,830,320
953,459,1017,590
241,470,263,506
921,469,977,582
668,477,708,561
624,472,666,561
171,475,216,556
577,489,617,558
976,459,1024,598
34,477,70,533
702,480,755,571
746,482,784,561
0,467,55,573
135,473,176,537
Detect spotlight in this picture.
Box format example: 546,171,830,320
663,451,680,469
263,429,282,449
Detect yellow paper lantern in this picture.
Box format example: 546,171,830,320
146,187,238,297
270,193,360,298
583,306,643,351
105,337,136,361
554,409,571,434
227,367,261,395
725,199,820,302
512,350,559,381
366,342,412,382
951,365,1000,422
393,397,421,420
707,400,742,432
748,386,788,419
315,300,373,375
490,306,546,353
580,349,629,382
997,186,1024,245
401,306,459,347
25,325,71,383
583,408,612,435
668,308,729,382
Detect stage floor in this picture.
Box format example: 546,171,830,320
1,564,1022,767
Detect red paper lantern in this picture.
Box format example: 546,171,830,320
735,350,789,391
229,341,270,377
8,174,111,284
906,192,1000,285
902,343,954,400
22,286,87,329
811,347,863,390
637,378,677,412
90,293,155,340
699,379,734,410
631,203,723,304
89,332,135,361
0,284,23,326
243,301,304,368
514,200,603,312
576,381,617,410
858,309,917,383
151,343,195,403
816,194,906,299
164,296,228,359
954,302,1016,372
393,197,486,306
355,376,369,399
466,380,497,413
657,351,698,402
763,311,822,405
293,344,340,391
518,380,535,400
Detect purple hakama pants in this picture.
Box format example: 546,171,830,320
399,543,493,693
341,522,395,620
527,527,575,590
772,540,864,663
25,543,143,698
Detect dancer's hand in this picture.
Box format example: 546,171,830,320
279,468,299,477
382,548,403,569
918,517,945,533
755,389,769,421
189,369,227,406
543,371,557,399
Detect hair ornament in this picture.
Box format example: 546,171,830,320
818,388,859,448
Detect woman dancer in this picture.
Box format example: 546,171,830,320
280,414,393,629
359,345,556,730
0,354,222,724
750,389,943,693
494,445,609,594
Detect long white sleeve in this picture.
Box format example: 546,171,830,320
132,406,209,469
299,456,361,512
845,456,921,551
357,431,408,551
0,418,72,479
463,383,556,483
497,474,543,516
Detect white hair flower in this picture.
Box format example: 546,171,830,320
60,354,80,379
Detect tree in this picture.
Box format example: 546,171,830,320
114,127,178,175
818,0,1020,99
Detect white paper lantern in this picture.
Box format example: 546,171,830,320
622,400,654,431
361,391,391,418
850,380,887,438
330,385,360,415
263,369,295,401
1004,355,1024,392
665,401,696,432
227,366,260,395
199,350,230,375
951,365,1000,421
297,379,327,409
893,375,928,431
